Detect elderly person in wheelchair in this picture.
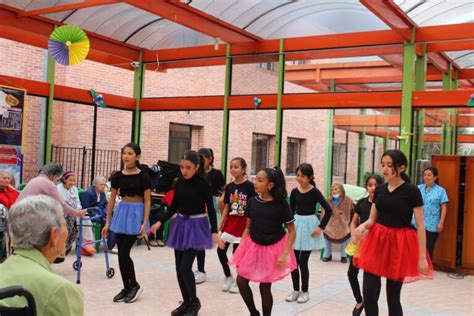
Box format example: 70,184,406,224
0,195,84,315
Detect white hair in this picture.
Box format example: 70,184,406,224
92,176,107,187
8,195,64,249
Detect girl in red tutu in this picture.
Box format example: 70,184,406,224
229,167,296,316
353,149,433,316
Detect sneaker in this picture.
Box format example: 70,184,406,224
171,301,189,316
297,292,310,303
124,284,143,303
157,239,165,247
113,289,128,302
184,297,201,316
222,276,234,292
229,282,239,294
194,271,207,284
341,257,348,263
285,291,300,302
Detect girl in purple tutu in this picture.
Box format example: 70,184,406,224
229,167,297,316
149,150,223,316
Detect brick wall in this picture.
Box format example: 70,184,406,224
1,38,378,193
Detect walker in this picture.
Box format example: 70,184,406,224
73,209,115,284
0,204,11,260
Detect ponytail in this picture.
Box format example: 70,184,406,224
262,167,287,202
182,150,206,178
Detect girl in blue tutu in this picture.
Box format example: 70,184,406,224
149,150,223,316
101,143,151,303
286,163,333,304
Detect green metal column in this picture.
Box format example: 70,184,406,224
413,45,427,171
357,109,366,187
399,35,416,175
324,80,336,196
451,71,458,154
220,44,232,178
274,39,285,167
441,65,452,154
132,51,144,144
44,53,55,164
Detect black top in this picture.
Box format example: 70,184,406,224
289,187,333,229
354,197,372,224
223,180,256,216
374,182,423,228
111,171,151,197
206,168,225,196
160,174,218,233
245,196,294,246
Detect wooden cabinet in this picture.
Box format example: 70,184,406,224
431,155,474,274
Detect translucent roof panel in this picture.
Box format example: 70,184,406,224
3,0,215,49
395,0,474,26
190,0,389,39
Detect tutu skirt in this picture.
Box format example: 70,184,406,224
293,214,325,251
110,201,147,235
167,214,213,250
229,235,297,283
353,223,434,283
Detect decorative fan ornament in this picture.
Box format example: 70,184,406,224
48,25,90,65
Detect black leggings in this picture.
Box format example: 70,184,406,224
217,242,239,277
426,230,439,260
347,257,363,304
175,249,198,303
237,275,272,316
116,234,138,290
196,249,205,273
290,250,311,292
363,272,403,316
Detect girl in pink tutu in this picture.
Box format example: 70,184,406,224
353,150,433,316
230,167,296,316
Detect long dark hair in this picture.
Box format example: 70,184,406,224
262,167,287,202
381,149,411,183
423,166,439,185
296,163,316,186
197,148,214,167
123,142,142,168
182,150,206,178
365,174,383,188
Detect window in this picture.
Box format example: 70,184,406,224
257,62,275,71
251,134,270,174
332,143,347,177
286,138,302,175
168,123,192,164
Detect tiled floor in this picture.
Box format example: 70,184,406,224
54,245,474,315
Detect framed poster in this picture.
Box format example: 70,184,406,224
0,85,26,185
0,85,26,146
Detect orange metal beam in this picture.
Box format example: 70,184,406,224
17,0,122,17
425,134,474,143
336,125,399,140
0,74,135,110
459,69,474,80
427,40,474,53
413,90,474,107
334,114,473,127
126,0,260,48
360,0,414,40
417,23,474,43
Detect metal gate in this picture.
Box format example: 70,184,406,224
51,145,119,188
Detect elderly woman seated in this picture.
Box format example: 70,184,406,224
80,176,108,224
0,195,84,315
0,170,19,209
